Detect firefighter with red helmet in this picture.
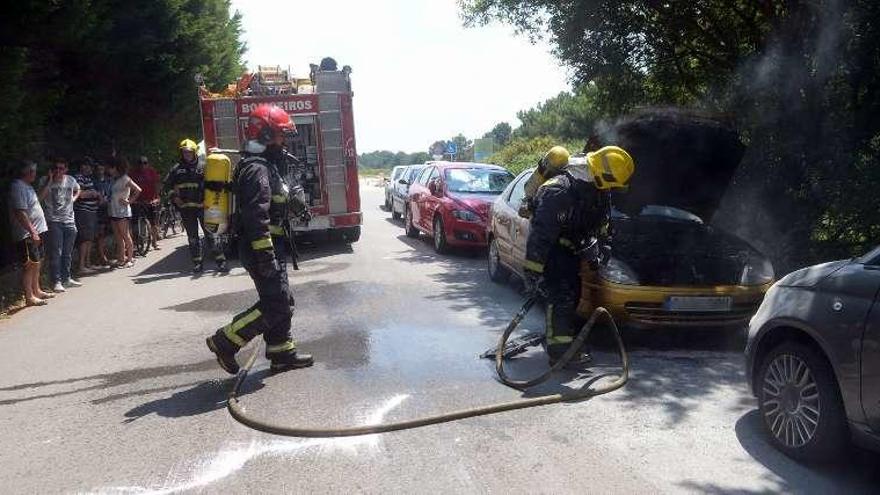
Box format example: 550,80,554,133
206,104,313,373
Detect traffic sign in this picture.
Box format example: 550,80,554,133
446,142,458,155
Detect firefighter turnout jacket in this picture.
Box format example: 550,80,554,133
165,160,205,209
524,165,612,274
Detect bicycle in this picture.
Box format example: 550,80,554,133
158,199,182,239
131,203,152,257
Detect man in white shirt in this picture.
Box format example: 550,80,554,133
38,158,82,291
9,160,55,306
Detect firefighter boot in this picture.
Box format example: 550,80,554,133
206,335,240,375
192,261,204,274
216,260,229,273
269,351,314,373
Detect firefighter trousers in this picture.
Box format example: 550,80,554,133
273,234,291,303
543,245,586,360
211,242,297,358
179,207,225,265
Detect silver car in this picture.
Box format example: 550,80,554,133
745,245,880,461
384,165,408,210
391,164,426,221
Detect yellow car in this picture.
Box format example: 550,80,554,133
487,167,773,329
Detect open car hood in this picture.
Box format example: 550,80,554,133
598,109,744,221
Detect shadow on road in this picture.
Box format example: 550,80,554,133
676,410,880,494
122,371,266,422
131,244,202,284
0,359,218,406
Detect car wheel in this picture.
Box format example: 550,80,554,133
404,205,420,238
487,237,510,283
757,341,849,462
385,195,391,211
391,207,401,221
433,216,449,254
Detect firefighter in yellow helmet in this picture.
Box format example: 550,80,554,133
521,145,634,366
164,138,227,273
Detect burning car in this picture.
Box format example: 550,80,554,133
487,110,774,328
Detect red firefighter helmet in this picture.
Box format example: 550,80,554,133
245,104,297,145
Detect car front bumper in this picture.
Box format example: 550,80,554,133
444,218,488,247
579,275,772,328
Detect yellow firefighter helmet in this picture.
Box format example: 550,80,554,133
587,146,635,190
179,138,199,153
543,146,571,172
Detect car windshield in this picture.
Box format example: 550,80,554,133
639,205,703,224
858,245,880,264
445,168,513,193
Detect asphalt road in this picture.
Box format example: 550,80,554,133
1,182,877,494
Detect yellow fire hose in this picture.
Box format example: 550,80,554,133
226,298,629,438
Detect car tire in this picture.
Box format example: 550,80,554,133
392,208,401,220
757,341,849,463
404,205,420,238
487,236,509,283
341,226,361,243
385,196,391,211
433,216,449,254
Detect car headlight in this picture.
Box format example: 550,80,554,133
452,209,479,222
599,257,640,285
740,257,775,286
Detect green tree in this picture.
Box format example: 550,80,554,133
513,85,603,141
483,122,512,146
0,0,245,265
462,0,880,270
449,134,474,162
488,136,580,175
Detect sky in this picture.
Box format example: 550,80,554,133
230,0,570,153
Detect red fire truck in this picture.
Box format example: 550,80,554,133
198,65,361,242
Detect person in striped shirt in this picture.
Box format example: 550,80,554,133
74,158,101,274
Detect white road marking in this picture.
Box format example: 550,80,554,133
91,394,409,495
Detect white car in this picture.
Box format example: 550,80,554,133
384,165,408,210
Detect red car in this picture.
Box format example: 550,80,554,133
404,162,514,253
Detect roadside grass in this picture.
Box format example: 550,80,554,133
358,167,390,178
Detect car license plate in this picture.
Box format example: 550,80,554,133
665,296,732,312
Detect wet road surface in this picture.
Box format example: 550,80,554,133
0,182,877,493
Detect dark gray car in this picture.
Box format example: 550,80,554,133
745,246,880,461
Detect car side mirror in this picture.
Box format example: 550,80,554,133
428,180,442,197
398,179,408,185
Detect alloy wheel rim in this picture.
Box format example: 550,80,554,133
762,353,820,448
